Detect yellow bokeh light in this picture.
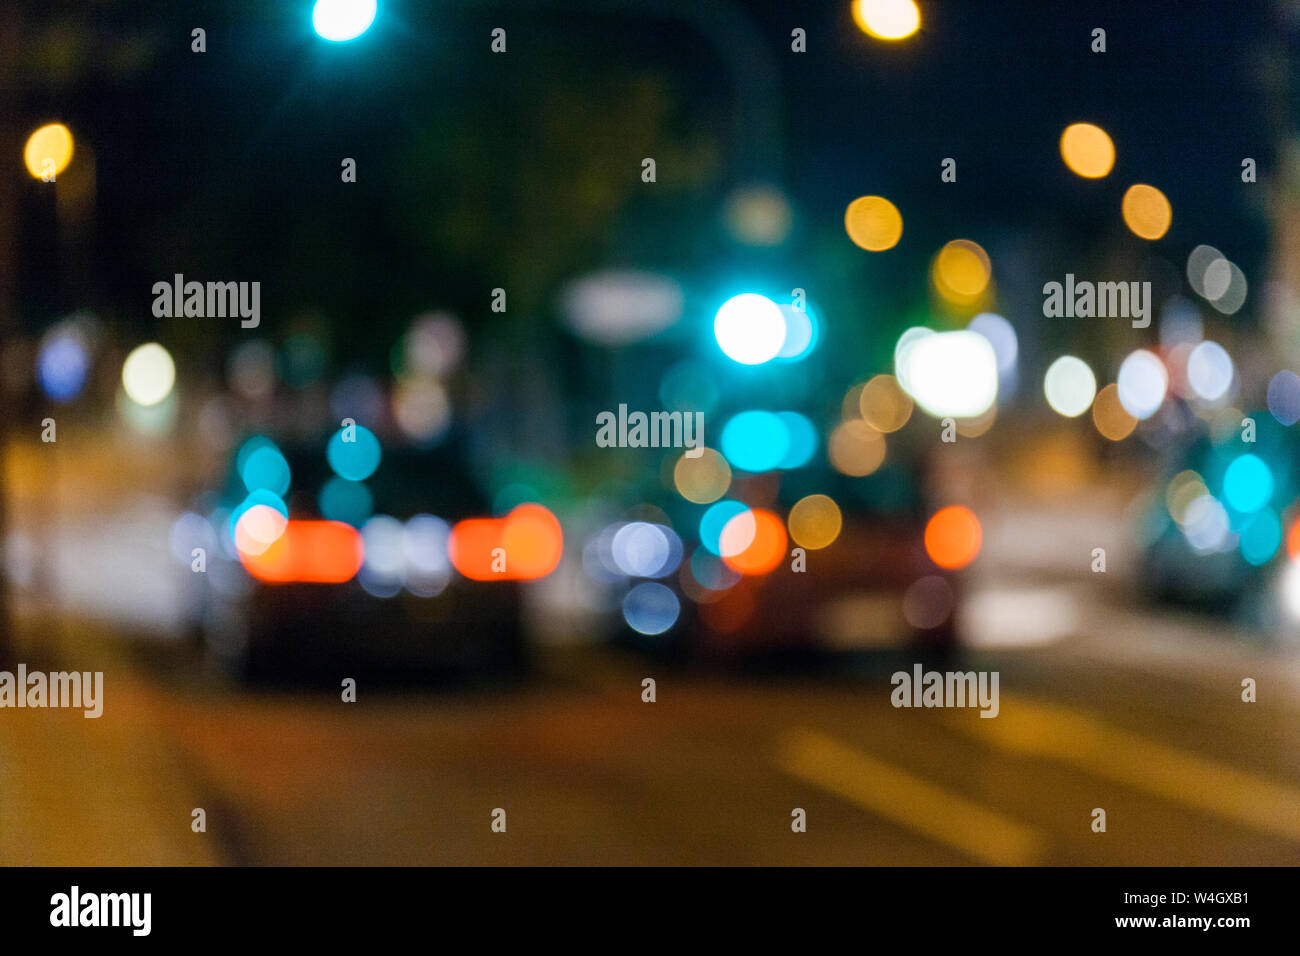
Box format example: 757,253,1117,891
1166,469,1209,524
932,239,991,303
842,383,867,421
24,123,74,180
852,0,921,41
1059,123,1114,179
829,420,886,476
788,494,843,550
673,448,732,504
1122,183,1172,240
858,374,913,432
844,195,903,251
1092,383,1137,441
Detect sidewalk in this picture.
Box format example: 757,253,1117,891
0,612,217,865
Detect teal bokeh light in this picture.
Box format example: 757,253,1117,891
1223,453,1273,514
319,477,374,527
699,500,750,556
721,410,789,473
1239,509,1281,566
312,0,377,42
327,424,382,481
776,412,818,469
240,444,291,497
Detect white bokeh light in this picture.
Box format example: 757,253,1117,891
313,0,377,42
1043,355,1097,417
233,504,288,557
1186,340,1234,402
611,522,671,578
121,343,176,407
1117,349,1169,420
1280,562,1300,622
1183,494,1231,553
898,330,998,418
713,293,786,365
1186,245,1223,298
893,327,935,395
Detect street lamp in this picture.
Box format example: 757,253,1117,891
23,122,73,181
852,0,921,41
312,0,378,42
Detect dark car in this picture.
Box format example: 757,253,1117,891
688,460,958,658
194,436,526,681
1141,414,1299,633
602,448,962,663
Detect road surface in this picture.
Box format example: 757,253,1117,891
2,588,1297,866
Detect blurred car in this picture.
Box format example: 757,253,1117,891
190,435,526,681
1141,417,1300,636
691,462,958,658
602,452,962,662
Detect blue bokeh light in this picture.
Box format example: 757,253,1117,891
37,334,90,403
622,582,681,635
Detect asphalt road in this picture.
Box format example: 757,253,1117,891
3,433,1297,865
3,591,1298,866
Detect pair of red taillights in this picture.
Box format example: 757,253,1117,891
237,504,563,584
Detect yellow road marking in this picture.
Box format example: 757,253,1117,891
776,727,1045,865
949,692,1300,843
